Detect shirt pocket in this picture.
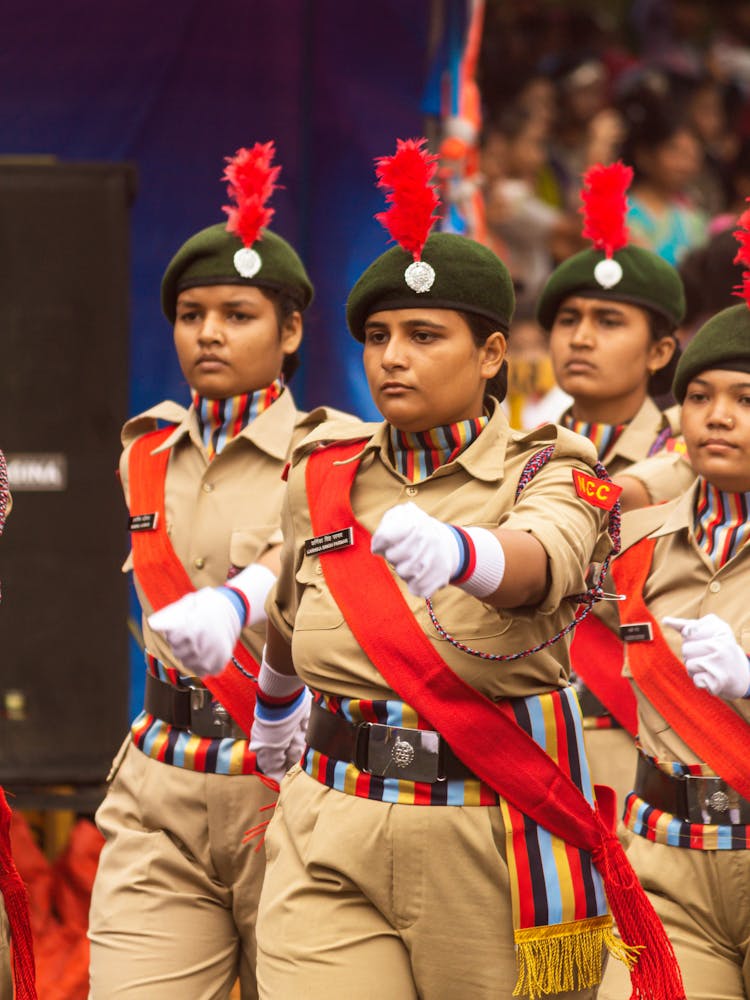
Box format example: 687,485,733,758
420,586,514,644
229,526,278,569
292,553,345,630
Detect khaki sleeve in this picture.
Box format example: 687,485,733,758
619,450,695,504
499,455,612,614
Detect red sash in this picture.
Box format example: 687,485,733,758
570,615,638,736
128,427,259,735
612,537,750,801
0,789,36,999
305,440,684,1000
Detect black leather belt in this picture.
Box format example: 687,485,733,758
144,672,247,740
306,699,476,784
634,750,750,825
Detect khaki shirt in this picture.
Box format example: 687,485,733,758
120,389,350,669
610,487,750,767
560,396,694,502
268,404,612,702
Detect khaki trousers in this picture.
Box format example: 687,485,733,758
257,766,601,1000
0,897,11,1000
583,728,637,826
88,739,277,1000
599,836,750,1000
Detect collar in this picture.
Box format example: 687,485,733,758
152,385,298,462
561,397,668,465
388,416,489,482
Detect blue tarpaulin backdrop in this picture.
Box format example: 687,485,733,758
1,0,444,714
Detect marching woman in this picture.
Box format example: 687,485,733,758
599,208,750,1000
536,163,695,814
243,142,683,999
88,143,345,1000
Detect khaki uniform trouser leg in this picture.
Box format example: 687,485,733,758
0,897,12,1000
598,836,750,1000
257,766,600,1000
88,739,277,1000
583,728,637,830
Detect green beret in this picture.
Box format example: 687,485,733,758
673,303,750,402
161,223,313,323
536,246,685,331
346,232,515,341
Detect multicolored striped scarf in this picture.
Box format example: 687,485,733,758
693,477,750,569
389,415,488,482
562,414,625,461
193,378,284,460
303,689,612,996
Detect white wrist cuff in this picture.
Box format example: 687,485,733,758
226,563,276,627
258,651,303,698
453,526,506,599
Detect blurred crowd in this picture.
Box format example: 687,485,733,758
459,0,750,427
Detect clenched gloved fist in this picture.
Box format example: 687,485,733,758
250,687,311,784
371,502,460,598
148,563,276,677
663,614,750,699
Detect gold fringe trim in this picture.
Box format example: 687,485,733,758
513,916,643,999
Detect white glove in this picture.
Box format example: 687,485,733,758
371,502,506,599
371,502,460,597
250,688,311,783
148,588,241,677
663,614,750,699
147,564,276,678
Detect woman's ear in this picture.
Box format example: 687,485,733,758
648,335,677,375
480,331,507,379
281,311,304,355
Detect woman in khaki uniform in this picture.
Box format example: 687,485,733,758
88,145,344,1000
536,164,695,815
243,144,681,1000
599,248,750,998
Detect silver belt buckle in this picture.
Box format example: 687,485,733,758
361,722,442,783
685,774,735,824
189,687,243,739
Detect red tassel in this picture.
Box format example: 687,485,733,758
374,138,441,260
580,162,633,259
0,790,37,999
592,813,685,1000
222,141,281,248
732,203,750,309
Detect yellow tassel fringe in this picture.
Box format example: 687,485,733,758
513,916,643,999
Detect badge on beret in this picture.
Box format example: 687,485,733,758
374,138,441,293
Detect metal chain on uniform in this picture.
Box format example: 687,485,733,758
425,445,622,661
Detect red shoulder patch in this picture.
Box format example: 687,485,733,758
572,469,622,511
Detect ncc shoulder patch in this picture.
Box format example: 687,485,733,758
572,469,622,511
663,436,688,456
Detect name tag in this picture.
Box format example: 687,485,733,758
129,512,159,532
304,527,353,557
619,622,653,643
572,469,622,511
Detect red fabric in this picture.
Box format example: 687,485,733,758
306,439,685,1000
0,790,36,999
9,811,104,1000
128,427,260,735
570,615,638,737
611,538,750,801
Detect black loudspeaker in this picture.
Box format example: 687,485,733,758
0,160,135,788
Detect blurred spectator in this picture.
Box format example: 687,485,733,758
505,306,572,430
620,102,708,265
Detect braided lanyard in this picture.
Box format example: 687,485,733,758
425,445,622,661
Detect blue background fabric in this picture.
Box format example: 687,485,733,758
1,0,443,715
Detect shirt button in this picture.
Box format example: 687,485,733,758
194,557,206,570
406,486,418,497
709,580,721,593
202,482,214,493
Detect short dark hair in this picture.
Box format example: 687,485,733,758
462,311,509,404
645,308,680,398
263,288,304,382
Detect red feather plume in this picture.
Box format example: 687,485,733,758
374,138,441,260
580,161,633,258
222,141,281,247
733,202,750,309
